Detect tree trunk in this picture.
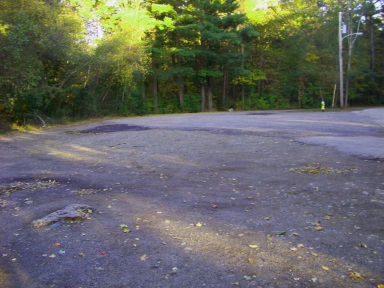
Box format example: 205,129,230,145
177,56,184,111
241,43,245,111
208,78,213,111
152,56,158,114
345,44,353,108
201,84,206,112
369,0,375,72
232,84,236,108
222,70,228,110
178,79,184,111
258,55,264,94
298,78,304,109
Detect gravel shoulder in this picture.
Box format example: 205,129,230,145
0,109,383,287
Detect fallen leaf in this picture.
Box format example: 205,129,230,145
378,284,384,288
297,244,305,248
314,226,323,231
359,243,368,248
322,266,330,271
323,215,331,220
123,228,131,233
248,244,259,249
95,267,105,271
53,243,61,247
140,254,148,261
311,252,319,257
98,251,106,255
290,247,298,251
196,222,203,227
348,272,364,280
120,224,128,229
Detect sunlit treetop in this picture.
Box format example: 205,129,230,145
245,0,279,11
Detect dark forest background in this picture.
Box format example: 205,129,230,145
1,0,383,126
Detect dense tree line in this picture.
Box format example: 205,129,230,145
0,0,383,125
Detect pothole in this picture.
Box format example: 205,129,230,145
79,124,150,134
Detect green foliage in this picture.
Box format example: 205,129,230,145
0,0,91,122
241,93,291,110
232,69,266,85
147,0,251,112
243,0,383,109
181,93,201,113
1,0,383,124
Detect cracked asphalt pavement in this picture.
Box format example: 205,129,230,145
0,108,383,288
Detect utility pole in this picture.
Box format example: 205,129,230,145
338,11,362,109
339,12,344,108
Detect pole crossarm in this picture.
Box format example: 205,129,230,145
342,33,363,40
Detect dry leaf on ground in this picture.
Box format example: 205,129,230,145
348,272,364,280
248,244,259,249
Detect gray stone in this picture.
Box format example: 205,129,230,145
32,204,93,228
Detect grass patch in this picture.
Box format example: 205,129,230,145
290,164,358,175
0,180,59,196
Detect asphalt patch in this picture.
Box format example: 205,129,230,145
79,124,150,134
247,112,274,116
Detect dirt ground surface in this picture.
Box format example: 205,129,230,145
0,109,383,288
